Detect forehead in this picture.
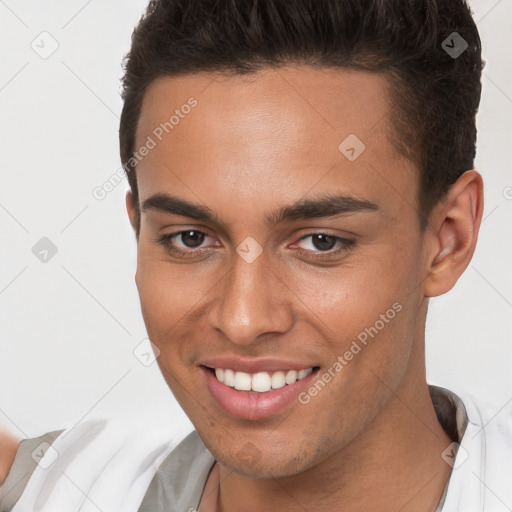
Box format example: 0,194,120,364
137,65,392,149
135,65,416,218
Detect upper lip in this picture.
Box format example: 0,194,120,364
199,356,318,374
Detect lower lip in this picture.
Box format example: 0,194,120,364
201,366,319,420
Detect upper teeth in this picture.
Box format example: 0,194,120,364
214,368,313,393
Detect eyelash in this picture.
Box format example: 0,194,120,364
155,230,355,261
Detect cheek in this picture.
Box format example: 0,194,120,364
135,249,185,338
288,240,420,336
289,239,423,403
134,243,223,365
135,253,211,409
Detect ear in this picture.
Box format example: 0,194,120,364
423,170,484,297
126,189,140,238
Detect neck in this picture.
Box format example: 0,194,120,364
215,341,453,512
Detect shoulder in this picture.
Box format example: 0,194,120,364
441,389,512,512
138,430,215,512
0,428,63,510
0,418,182,512
460,390,512,447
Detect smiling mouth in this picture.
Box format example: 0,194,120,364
204,366,320,393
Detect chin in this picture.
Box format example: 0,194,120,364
223,455,311,479
208,436,323,479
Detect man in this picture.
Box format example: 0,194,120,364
1,0,511,511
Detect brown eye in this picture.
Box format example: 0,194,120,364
179,230,206,248
156,229,216,259
293,233,355,262
309,234,337,251
296,233,354,253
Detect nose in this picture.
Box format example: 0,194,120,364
208,250,294,346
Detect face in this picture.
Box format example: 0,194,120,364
130,66,431,478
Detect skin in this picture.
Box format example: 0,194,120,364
0,429,20,485
126,65,483,511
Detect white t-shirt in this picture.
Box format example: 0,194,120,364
1,385,510,511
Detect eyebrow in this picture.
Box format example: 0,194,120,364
141,192,379,227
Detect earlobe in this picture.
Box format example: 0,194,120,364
423,170,484,297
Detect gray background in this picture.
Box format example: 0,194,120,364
1,0,511,439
